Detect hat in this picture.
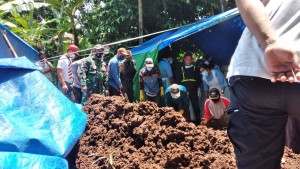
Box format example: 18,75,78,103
209,88,220,99
94,44,104,50
170,84,180,99
145,58,154,68
68,44,78,52
38,51,45,56
117,48,129,56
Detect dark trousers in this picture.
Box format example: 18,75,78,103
109,85,120,96
73,86,82,104
228,76,300,169
188,90,200,124
58,81,73,101
286,116,300,153
172,103,191,122
146,94,160,105
122,79,134,102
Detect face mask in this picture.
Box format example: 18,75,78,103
95,53,102,58
169,59,173,64
185,65,193,69
70,53,76,59
146,67,153,71
201,70,208,77
104,48,110,54
118,55,124,61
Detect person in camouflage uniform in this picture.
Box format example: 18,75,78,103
80,45,109,104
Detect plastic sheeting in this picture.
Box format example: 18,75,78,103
0,24,38,62
0,57,87,158
0,152,68,169
131,8,245,66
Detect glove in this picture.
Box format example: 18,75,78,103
179,109,184,115
140,90,144,102
160,87,164,97
201,118,208,126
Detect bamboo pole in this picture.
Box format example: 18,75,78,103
2,30,18,58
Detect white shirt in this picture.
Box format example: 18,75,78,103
227,0,300,79
35,60,53,82
57,55,73,84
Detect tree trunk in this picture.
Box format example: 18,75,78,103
71,13,79,47
138,0,143,44
218,0,225,12
162,0,168,19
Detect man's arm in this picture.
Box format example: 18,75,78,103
46,61,55,73
236,0,277,50
110,60,122,89
236,0,299,82
80,60,89,92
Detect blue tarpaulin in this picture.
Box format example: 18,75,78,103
0,24,39,62
0,152,68,169
131,8,245,66
0,57,88,168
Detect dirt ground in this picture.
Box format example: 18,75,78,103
76,95,300,169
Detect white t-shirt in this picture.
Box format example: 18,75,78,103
227,0,300,79
57,55,73,84
35,60,53,82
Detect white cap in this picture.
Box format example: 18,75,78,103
145,58,154,68
170,84,180,99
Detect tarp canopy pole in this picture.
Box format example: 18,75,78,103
2,30,18,58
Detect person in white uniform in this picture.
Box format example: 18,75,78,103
227,0,300,168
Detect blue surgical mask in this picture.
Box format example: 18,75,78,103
169,59,173,64
202,70,208,77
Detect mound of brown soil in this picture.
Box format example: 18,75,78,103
76,95,300,169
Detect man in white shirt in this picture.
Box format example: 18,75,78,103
57,44,78,100
35,51,55,82
227,0,300,168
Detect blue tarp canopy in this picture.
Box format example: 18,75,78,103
131,8,245,66
0,24,38,62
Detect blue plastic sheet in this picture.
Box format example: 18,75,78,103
0,57,87,157
131,8,245,66
0,24,38,62
0,152,68,169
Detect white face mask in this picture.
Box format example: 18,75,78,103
146,67,153,71
70,53,76,59
202,70,208,77
185,65,193,69
169,59,173,64
104,48,110,54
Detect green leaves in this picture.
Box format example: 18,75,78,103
0,0,235,57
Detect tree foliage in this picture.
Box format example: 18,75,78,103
0,0,236,55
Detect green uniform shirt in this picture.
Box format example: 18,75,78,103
80,55,107,94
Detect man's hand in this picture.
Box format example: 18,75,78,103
200,118,208,126
264,43,299,83
82,86,87,92
105,90,109,96
62,84,68,93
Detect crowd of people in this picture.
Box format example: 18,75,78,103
33,0,300,168
35,45,230,129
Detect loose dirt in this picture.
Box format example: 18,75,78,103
76,95,300,169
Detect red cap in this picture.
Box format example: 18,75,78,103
68,44,78,52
